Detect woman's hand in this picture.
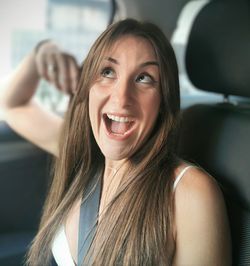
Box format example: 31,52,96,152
35,40,80,95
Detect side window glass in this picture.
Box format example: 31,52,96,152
0,0,111,117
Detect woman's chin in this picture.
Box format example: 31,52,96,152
100,145,134,161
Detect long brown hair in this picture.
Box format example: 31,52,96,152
26,19,180,266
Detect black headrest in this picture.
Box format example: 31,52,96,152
185,0,250,97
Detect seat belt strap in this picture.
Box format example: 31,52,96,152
77,174,101,266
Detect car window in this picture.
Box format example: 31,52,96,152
0,0,111,119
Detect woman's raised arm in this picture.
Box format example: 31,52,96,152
0,41,80,156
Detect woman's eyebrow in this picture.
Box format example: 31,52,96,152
104,57,159,67
105,57,119,64
140,61,159,68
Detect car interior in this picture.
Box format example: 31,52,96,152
177,1,250,265
0,0,249,265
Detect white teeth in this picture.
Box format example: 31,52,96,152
107,114,133,123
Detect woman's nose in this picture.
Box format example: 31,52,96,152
110,78,133,108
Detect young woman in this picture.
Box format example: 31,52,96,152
1,19,231,265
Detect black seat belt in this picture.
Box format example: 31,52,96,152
77,174,101,266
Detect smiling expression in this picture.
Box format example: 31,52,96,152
89,35,161,161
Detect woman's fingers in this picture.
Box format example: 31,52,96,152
47,54,59,86
52,53,79,95
68,55,80,94
36,47,48,79
35,41,80,95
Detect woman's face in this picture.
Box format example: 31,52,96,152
89,35,161,161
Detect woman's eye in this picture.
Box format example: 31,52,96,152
136,74,155,84
101,67,115,79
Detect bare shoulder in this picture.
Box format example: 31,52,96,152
173,165,232,265
174,165,223,204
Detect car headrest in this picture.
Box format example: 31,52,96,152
185,0,250,98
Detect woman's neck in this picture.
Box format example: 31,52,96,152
104,159,127,181
99,159,128,215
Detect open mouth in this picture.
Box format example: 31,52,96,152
103,113,135,136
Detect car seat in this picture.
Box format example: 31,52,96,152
0,122,51,265
177,0,250,265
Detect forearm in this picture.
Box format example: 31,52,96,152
0,50,40,110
